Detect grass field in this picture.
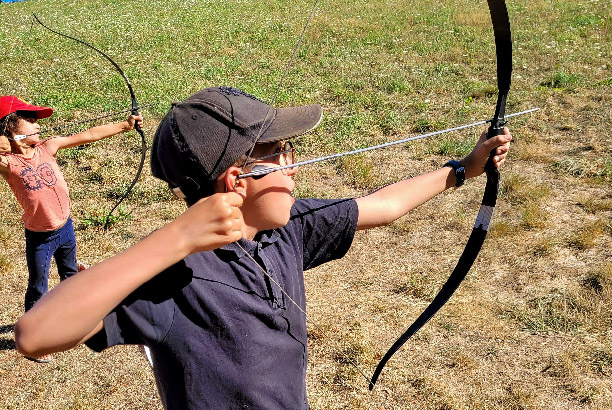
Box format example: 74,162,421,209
0,0,610,408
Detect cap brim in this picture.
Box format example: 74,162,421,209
259,104,323,143
17,107,53,120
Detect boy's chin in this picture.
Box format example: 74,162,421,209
269,215,291,230
265,212,293,231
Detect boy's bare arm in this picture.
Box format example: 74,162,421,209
15,192,244,357
43,114,143,155
355,128,512,230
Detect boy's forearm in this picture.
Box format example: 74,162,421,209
356,166,455,229
15,220,190,357
356,129,511,230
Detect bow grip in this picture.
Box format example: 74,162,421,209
130,106,144,134
484,116,506,174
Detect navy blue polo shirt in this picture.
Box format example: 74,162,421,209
86,198,358,409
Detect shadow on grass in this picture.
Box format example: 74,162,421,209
0,338,16,350
0,324,14,334
0,324,16,350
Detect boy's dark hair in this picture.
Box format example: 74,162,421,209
151,86,323,204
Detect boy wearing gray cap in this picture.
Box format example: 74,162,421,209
16,86,512,409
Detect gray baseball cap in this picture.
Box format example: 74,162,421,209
151,86,322,201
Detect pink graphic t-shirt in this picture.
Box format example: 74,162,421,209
3,143,70,231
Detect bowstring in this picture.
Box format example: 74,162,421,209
234,0,373,386
235,241,373,384
240,1,320,166
43,103,160,135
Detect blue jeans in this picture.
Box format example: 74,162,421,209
24,217,78,311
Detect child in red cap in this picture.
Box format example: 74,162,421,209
0,96,143,362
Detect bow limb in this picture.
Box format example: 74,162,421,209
369,0,512,390
32,14,147,229
103,117,146,230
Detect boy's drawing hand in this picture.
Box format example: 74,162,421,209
174,192,244,253
460,127,512,179
0,135,9,153
124,113,144,132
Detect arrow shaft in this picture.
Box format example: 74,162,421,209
238,107,539,180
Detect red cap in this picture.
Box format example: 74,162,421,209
0,96,53,120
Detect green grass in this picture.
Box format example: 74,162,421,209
78,207,131,230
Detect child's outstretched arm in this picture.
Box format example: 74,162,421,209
355,128,512,230
42,113,144,156
15,192,244,357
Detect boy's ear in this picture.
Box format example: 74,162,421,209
222,166,247,195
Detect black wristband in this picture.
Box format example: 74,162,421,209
443,160,465,187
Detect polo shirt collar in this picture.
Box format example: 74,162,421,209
214,229,280,261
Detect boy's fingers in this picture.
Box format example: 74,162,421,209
223,192,244,207
484,134,511,152
232,208,243,223
496,144,509,155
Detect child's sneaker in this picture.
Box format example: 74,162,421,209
77,260,88,272
24,353,53,363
